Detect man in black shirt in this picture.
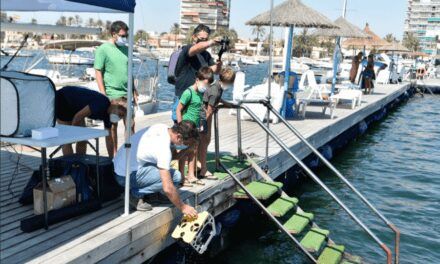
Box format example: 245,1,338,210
55,86,126,157
172,24,223,122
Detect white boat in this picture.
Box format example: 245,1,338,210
272,60,310,74
240,57,260,65
47,53,94,65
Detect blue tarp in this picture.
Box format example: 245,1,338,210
67,0,135,13
1,0,134,13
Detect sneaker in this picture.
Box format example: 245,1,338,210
130,197,153,211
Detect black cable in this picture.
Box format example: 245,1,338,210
1,34,29,71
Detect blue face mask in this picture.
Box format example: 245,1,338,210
171,144,188,150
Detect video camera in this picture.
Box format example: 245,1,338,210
218,37,230,61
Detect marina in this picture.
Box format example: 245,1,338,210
2,79,438,263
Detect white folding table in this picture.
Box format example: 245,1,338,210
0,125,108,229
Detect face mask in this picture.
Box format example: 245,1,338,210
198,85,208,93
115,36,127,46
110,113,121,123
196,38,208,44
171,144,188,151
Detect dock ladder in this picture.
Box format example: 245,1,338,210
213,100,400,264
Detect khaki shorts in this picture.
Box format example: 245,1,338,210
111,97,135,118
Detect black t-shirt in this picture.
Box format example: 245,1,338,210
56,86,111,128
175,44,215,97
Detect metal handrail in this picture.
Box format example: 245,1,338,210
260,101,400,264
218,161,317,263
215,103,392,264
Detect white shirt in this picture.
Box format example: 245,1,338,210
113,127,149,176
137,124,172,170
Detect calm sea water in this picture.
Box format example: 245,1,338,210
3,54,439,263
213,94,440,263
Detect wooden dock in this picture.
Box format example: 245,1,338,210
0,82,418,263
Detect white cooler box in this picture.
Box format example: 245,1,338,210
1,71,56,137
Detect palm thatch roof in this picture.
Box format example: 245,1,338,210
342,23,389,49
377,41,410,53
311,17,369,38
246,0,337,29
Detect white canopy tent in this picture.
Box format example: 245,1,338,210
1,0,136,216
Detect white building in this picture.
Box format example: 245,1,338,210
179,0,230,35
404,0,440,55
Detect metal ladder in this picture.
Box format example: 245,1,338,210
213,100,399,264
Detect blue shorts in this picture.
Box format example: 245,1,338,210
171,96,179,123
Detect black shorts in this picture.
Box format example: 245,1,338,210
55,92,75,122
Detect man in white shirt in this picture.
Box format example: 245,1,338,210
113,121,198,217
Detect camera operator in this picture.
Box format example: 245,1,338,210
172,24,223,123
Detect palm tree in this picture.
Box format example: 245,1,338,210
135,30,149,45
170,23,181,48
292,29,317,57
56,16,67,26
67,16,74,26
31,18,37,24
87,18,95,27
384,33,396,43
74,15,82,26
251,26,266,42
403,32,420,52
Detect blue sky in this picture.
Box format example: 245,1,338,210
8,0,407,40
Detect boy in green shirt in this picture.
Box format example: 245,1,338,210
176,67,214,185
94,20,137,155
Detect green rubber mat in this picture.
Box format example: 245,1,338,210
341,255,362,264
300,227,330,253
283,211,314,234
267,196,299,217
233,181,283,200
206,154,250,180
317,244,345,264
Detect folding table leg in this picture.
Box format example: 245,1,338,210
41,147,49,229
95,138,100,200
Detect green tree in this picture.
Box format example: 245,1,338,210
291,29,317,57
251,25,266,42
67,16,74,26
185,26,195,44
87,18,95,27
403,32,420,52
384,33,396,43
170,23,181,48
135,29,149,45
56,16,67,26
212,27,238,49
74,15,82,26
31,18,37,24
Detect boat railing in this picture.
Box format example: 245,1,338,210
213,100,396,264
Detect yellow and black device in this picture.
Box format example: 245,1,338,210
171,211,216,254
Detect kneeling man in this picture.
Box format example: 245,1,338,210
113,121,198,217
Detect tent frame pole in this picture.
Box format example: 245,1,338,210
123,12,135,216
281,26,294,117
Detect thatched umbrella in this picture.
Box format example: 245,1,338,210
378,41,410,53
312,17,368,38
343,23,389,50
246,0,337,117
312,16,369,93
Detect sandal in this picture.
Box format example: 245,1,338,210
183,178,205,187
199,170,218,180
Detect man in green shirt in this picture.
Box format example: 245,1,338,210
176,66,213,186
94,20,137,155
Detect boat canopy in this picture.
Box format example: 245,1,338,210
0,0,135,13
0,22,101,35
43,40,104,51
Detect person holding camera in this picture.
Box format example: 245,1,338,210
172,24,223,123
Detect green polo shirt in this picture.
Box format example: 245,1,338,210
180,86,203,127
94,42,128,100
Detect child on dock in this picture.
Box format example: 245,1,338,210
198,67,236,179
176,66,214,186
